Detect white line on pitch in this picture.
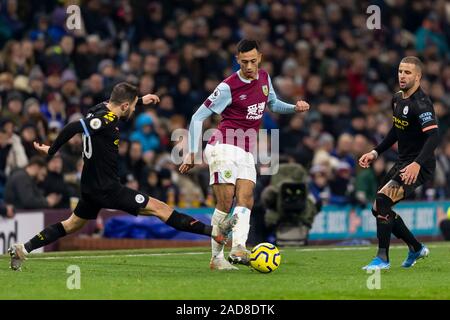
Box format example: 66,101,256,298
20,251,210,260
295,244,445,252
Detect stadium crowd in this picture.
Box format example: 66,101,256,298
1,0,450,216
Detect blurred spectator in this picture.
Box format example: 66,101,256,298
130,113,160,153
64,158,83,197
22,97,48,142
20,123,39,159
0,200,14,218
44,34,74,75
309,164,332,205
40,92,66,129
125,141,146,185
355,157,387,204
280,113,307,155
172,76,199,119
117,138,130,180
0,117,28,175
141,168,164,200
60,69,80,115
4,156,61,209
28,67,46,100
158,168,179,205
329,161,354,205
40,155,71,208
80,73,106,114
331,133,356,171
60,133,82,173
435,139,450,198
415,12,449,58
2,91,23,126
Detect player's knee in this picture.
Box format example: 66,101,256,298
144,197,172,219
374,193,394,218
62,215,86,234
236,195,254,209
216,201,233,213
216,195,234,213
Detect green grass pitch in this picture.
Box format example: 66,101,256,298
1,242,449,300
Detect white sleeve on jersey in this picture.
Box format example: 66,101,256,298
267,75,278,107
267,75,296,114
204,82,232,114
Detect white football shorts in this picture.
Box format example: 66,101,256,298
204,142,256,185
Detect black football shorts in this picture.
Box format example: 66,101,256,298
378,160,435,201
74,185,150,220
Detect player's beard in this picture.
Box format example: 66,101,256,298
400,79,414,92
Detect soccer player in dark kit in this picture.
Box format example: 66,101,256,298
8,83,236,271
359,56,439,270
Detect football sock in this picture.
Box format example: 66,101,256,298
231,206,251,248
24,222,67,253
376,213,394,262
211,208,228,259
166,210,212,236
392,213,422,252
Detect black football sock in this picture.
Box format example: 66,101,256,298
166,210,212,236
376,214,394,262
24,222,67,253
392,213,422,252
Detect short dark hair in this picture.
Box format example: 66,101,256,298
27,156,47,168
110,82,138,105
400,56,424,74
237,39,260,54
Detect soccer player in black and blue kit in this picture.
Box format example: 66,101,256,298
8,83,236,271
359,56,439,270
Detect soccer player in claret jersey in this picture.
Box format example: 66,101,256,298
8,83,237,271
359,56,439,270
179,39,310,270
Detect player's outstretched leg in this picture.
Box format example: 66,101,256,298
8,214,87,271
140,197,237,245
391,213,430,267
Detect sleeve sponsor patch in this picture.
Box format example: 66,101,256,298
419,112,433,125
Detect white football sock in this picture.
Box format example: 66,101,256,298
211,208,228,259
20,244,29,255
231,206,251,248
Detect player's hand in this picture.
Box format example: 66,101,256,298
295,100,310,112
46,193,62,207
359,151,377,168
400,162,421,185
179,153,195,174
33,141,50,155
141,94,160,105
